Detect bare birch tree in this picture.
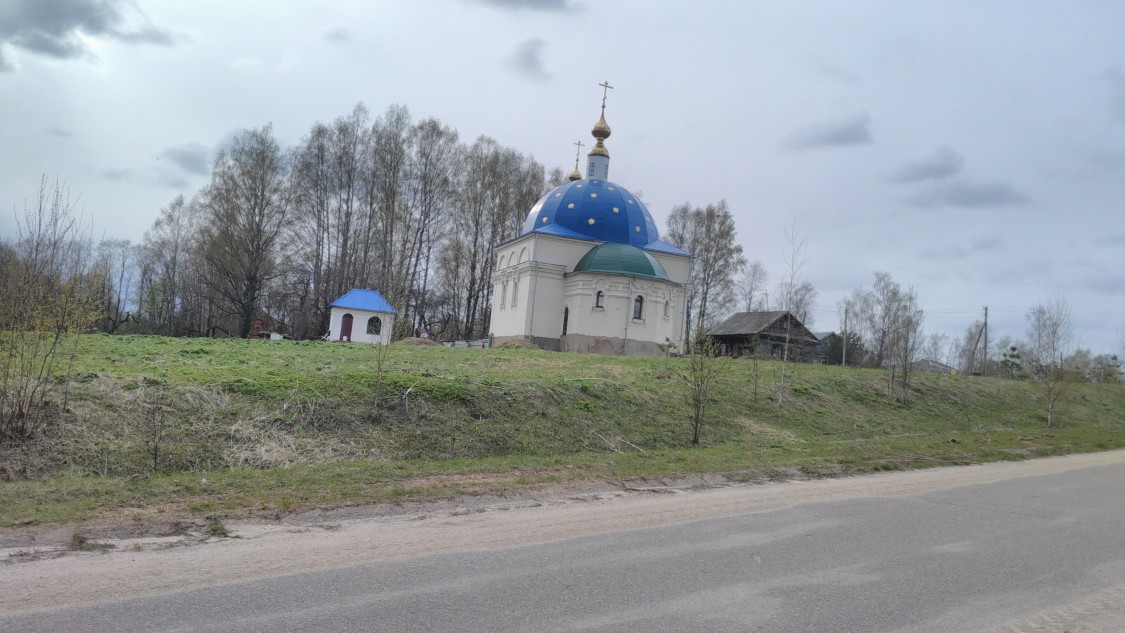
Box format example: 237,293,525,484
1025,295,1074,427
776,222,810,408
665,201,746,348
739,260,768,312
199,125,293,338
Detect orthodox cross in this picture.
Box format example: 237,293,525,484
598,80,614,107
573,140,585,167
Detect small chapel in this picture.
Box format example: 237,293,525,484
489,84,693,356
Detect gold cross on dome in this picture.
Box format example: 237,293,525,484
573,140,585,166
598,80,614,106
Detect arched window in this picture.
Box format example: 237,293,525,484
500,282,508,308
595,290,605,309
663,300,670,319
366,316,382,335
633,295,644,320
511,280,519,307
562,307,569,335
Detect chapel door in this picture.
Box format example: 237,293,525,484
341,313,353,341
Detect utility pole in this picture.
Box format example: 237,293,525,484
982,305,989,377
842,303,849,367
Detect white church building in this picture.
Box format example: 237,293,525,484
489,88,692,356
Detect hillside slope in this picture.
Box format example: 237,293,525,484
2,334,1123,525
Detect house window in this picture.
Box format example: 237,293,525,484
511,280,518,307
595,290,604,309
366,317,382,335
562,307,569,335
633,295,644,320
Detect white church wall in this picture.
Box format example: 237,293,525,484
532,235,596,272
560,274,686,355
650,252,693,284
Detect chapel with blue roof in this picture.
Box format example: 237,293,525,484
489,84,692,355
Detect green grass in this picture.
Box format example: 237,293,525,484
1,333,1123,527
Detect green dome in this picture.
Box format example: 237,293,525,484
573,242,669,280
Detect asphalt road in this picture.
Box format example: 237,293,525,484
3,459,1124,632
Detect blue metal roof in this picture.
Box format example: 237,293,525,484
521,179,660,247
642,239,692,257
331,289,397,314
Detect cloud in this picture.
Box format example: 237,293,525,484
100,168,132,181
510,38,551,81
786,113,872,150
1085,271,1125,294
1093,233,1125,248
46,127,72,137
908,179,1030,208
155,173,189,189
471,0,578,11
159,143,211,176
811,59,859,84
0,0,174,67
1104,65,1125,122
1083,146,1125,172
920,235,1003,261
324,27,350,44
888,146,964,184
0,45,13,72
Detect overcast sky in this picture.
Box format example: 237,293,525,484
2,0,1123,353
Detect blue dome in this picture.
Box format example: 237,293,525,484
521,179,660,247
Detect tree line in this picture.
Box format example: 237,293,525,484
79,103,548,341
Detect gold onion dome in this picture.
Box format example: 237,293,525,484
568,167,582,181
591,110,612,140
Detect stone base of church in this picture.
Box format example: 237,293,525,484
561,333,664,356
492,335,562,352
492,334,669,356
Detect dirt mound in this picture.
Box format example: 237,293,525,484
396,337,439,346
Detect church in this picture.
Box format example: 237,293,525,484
489,85,693,356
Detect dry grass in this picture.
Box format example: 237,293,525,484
396,337,439,346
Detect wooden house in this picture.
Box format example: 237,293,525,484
707,311,820,361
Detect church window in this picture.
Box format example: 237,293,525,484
500,282,507,308
595,290,604,309
633,296,644,320
511,280,519,307
366,317,382,335
562,307,569,335
663,301,670,319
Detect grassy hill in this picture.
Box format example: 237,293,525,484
2,334,1123,526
